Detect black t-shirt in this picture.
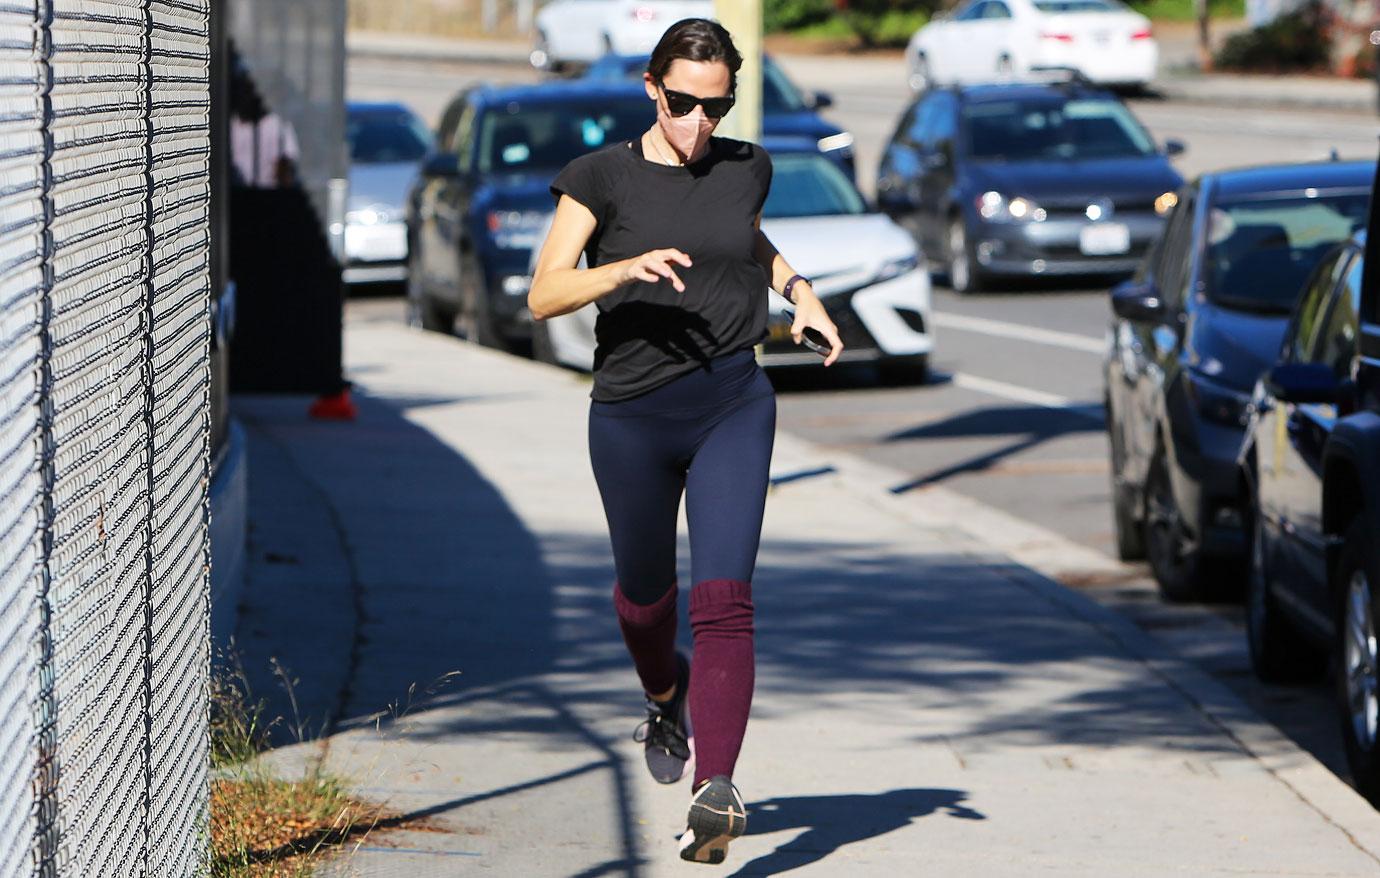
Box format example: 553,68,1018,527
550,136,773,402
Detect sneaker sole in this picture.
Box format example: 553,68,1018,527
678,788,746,864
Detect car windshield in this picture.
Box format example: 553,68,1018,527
476,99,651,174
1204,191,1370,313
347,108,432,164
762,153,867,219
1033,0,1120,11
964,98,1155,161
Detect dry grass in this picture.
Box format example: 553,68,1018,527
348,0,532,39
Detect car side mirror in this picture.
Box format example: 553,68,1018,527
1111,280,1166,322
1265,362,1344,404
812,90,834,109
1164,139,1186,157
422,151,462,178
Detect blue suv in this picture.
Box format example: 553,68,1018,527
405,80,653,350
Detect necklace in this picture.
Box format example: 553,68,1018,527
647,131,682,167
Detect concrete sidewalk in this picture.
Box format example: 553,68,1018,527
232,320,1380,876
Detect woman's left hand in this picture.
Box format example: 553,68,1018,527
789,287,844,367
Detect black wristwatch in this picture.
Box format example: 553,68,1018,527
782,274,810,304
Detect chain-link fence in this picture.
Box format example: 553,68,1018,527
0,0,212,873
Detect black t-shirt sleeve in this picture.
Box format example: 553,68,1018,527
551,150,613,224
751,145,773,216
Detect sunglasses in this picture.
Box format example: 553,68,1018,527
659,83,735,119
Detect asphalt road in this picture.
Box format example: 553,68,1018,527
346,48,1380,796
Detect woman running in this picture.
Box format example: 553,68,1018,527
528,17,842,865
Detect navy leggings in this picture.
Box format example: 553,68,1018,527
588,349,776,606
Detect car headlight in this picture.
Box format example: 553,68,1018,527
976,191,1046,223
1187,371,1250,427
346,205,397,226
487,209,550,249
817,132,854,154
1154,191,1178,216
876,254,920,282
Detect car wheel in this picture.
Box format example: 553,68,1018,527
1143,449,1203,602
405,249,454,333
909,52,932,91
457,253,508,351
947,217,983,293
879,354,929,386
1107,416,1146,561
1247,489,1327,683
1337,519,1380,806
531,318,559,366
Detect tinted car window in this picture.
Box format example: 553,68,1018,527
347,108,432,164
1313,253,1361,376
956,1,986,20
963,97,1155,161
762,154,867,219
762,59,807,113
1156,190,1196,306
1203,192,1369,314
476,99,651,175
903,97,935,145
930,93,958,145
984,1,1013,17
1286,249,1349,363
1034,0,1118,10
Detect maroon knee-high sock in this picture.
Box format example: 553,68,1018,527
613,582,680,697
688,579,755,785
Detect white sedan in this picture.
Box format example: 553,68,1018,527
532,0,715,71
529,143,933,381
907,0,1157,90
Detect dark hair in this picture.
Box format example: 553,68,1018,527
647,18,742,92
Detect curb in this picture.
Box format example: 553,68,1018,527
1153,76,1376,114
346,32,531,67
766,429,1380,863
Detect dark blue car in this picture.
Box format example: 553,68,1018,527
1105,160,1372,601
877,79,1184,292
405,80,654,349
582,53,855,181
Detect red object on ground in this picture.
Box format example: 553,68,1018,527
309,388,357,421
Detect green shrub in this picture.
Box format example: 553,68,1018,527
765,0,836,31
1123,0,1244,22
844,8,930,46
1214,0,1331,72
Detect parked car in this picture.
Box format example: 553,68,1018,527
1237,199,1380,804
877,78,1182,292
582,52,856,179
907,0,1157,91
531,0,713,73
405,81,654,349
1105,160,1372,602
343,101,433,286
529,136,933,379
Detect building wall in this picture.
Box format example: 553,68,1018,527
0,0,213,872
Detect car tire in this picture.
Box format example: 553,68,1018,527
1143,449,1204,602
1107,416,1146,561
405,250,455,333
947,216,984,294
910,53,932,91
458,253,508,351
879,354,929,386
1247,488,1327,683
1336,518,1380,807
531,318,559,366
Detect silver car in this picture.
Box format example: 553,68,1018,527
344,101,432,286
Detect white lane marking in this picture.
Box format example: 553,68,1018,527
932,311,1106,355
951,372,1104,420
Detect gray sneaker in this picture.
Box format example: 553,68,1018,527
632,652,692,784
678,775,748,865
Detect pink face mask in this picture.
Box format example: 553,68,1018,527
658,102,716,162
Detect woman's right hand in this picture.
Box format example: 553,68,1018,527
620,248,693,293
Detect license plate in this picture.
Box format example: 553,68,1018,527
1079,223,1130,256
348,224,407,262
1093,29,1111,44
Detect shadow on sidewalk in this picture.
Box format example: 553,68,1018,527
731,788,984,877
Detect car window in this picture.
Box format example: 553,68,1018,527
1202,191,1369,315
963,97,1155,161
1311,252,1361,377
452,103,477,172
955,1,986,20
931,93,958,147
1154,190,1196,304
1286,248,1349,363
437,96,468,152
762,58,807,113
984,1,1014,18
1034,0,1119,10
347,109,432,164
762,153,867,219
476,98,652,175
904,96,936,146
